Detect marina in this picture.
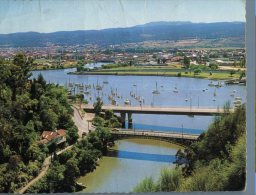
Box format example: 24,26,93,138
32,66,246,134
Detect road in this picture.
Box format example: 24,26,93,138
82,105,233,116
72,106,90,136
111,129,199,140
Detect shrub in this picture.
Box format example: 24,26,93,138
133,177,157,192
194,68,201,75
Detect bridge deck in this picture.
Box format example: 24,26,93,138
82,105,233,116
111,129,200,140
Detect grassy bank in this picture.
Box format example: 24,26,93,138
32,63,77,71
70,69,241,80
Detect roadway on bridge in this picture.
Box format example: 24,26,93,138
111,129,200,140
82,104,233,116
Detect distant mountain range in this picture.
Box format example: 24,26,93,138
0,21,245,47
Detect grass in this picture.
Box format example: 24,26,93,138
71,67,241,80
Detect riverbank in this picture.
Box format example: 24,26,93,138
32,64,76,71
69,69,241,80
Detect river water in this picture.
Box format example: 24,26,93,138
32,64,246,192
77,138,182,193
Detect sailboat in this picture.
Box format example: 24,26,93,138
213,89,217,97
173,86,178,93
96,80,102,90
152,82,160,94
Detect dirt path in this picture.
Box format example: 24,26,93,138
17,145,73,194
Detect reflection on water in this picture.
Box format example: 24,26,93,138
127,122,204,134
77,138,182,193
107,149,176,163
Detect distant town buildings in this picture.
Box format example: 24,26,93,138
0,43,245,69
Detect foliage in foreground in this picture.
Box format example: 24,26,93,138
0,54,78,193
26,126,112,193
134,105,246,192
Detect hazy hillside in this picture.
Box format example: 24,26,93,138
0,22,245,47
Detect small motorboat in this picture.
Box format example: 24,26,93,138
124,99,130,105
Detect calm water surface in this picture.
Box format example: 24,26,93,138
77,138,182,193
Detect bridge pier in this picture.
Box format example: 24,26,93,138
128,113,133,129
120,112,126,128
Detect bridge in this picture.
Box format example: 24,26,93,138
82,104,233,128
110,129,200,144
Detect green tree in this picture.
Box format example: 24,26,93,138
63,158,80,192
7,53,33,101
230,70,236,76
66,126,79,144
93,97,103,115
40,109,58,130
183,56,190,68
95,126,111,154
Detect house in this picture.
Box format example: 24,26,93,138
39,129,66,146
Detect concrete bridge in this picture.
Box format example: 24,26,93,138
82,104,233,128
110,129,200,144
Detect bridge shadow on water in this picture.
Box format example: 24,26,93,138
126,123,204,135
106,149,176,163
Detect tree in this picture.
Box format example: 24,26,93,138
105,110,114,120
194,68,201,75
230,70,236,76
76,93,84,108
66,126,79,144
209,63,218,70
239,58,245,68
95,126,111,154
63,158,80,192
93,97,103,115
40,109,58,130
7,53,33,101
77,149,98,174
239,71,246,80
46,163,65,192
183,56,190,68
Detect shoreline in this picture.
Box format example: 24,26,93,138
68,71,241,80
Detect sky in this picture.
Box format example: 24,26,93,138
0,0,246,34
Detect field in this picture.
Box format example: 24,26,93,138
73,65,242,80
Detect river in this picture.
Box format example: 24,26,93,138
77,138,182,193
31,64,246,193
